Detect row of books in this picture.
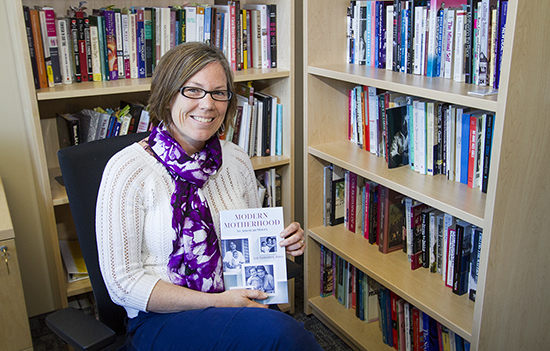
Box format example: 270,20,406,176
227,83,283,157
324,165,483,301
23,1,277,89
348,0,508,89
349,85,495,192
256,168,282,208
320,246,471,350
56,101,151,149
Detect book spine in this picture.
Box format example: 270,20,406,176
144,8,153,77
105,10,118,80
56,18,74,84
121,12,130,79
89,17,102,82
84,17,93,81
129,13,138,79
44,8,62,84
115,10,124,79
481,113,494,193
467,115,477,188
268,4,277,68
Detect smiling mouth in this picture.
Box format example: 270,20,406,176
192,116,215,123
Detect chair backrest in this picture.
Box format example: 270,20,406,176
57,132,150,334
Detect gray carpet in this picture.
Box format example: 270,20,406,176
30,261,352,351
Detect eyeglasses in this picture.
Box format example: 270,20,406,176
180,86,233,101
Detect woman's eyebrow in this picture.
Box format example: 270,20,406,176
185,80,226,90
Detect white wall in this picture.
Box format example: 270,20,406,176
0,0,55,316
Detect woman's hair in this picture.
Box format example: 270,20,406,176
148,42,237,134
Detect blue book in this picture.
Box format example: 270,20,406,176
399,10,408,72
422,312,430,351
460,112,473,184
276,104,283,155
495,0,508,89
436,8,444,77
204,7,212,45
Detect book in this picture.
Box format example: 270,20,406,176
56,113,81,148
386,105,409,169
320,245,334,297
378,186,406,254
42,7,62,84
481,113,494,193
219,207,288,304
323,165,332,226
59,240,88,282
56,18,74,84
330,165,345,226
469,226,482,301
411,202,430,270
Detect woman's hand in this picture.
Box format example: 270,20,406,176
217,289,269,309
279,222,306,257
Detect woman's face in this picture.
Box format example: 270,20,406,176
169,62,229,155
230,242,236,250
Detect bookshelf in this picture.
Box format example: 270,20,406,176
303,1,550,350
14,0,295,310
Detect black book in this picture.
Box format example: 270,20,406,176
253,91,273,156
330,178,345,226
482,113,494,193
56,113,81,148
386,105,409,169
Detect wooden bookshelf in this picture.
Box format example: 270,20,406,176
15,0,295,310
303,1,550,350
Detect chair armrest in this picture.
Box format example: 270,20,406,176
45,307,117,351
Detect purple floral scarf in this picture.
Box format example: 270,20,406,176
148,122,225,293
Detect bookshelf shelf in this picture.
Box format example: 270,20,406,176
35,68,291,101
309,142,485,227
303,1,550,350
16,0,295,310
308,226,474,341
308,64,498,112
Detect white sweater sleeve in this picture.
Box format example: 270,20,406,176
96,145,165,315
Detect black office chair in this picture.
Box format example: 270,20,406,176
46,132,302,351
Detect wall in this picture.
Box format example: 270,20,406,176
0,0,56,316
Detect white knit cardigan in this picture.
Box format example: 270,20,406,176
96,140,261,318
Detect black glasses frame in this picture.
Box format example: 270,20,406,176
180,86,233,101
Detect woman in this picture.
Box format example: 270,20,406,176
96,42,321,350
223,241,244,269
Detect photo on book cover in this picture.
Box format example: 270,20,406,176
219,207,288,304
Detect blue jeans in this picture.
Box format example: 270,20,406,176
124,307,323,351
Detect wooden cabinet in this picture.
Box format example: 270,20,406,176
15,0,294,310
0,178,33,351
303,1,550,350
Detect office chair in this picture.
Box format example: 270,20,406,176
46,132,302,351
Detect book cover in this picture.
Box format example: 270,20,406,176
219,207,288,304
387,105,410,169
365,275,380,323
368,182,379,244
378,186,406,254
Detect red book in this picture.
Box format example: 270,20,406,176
412,307,421,351
378,186,406,254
